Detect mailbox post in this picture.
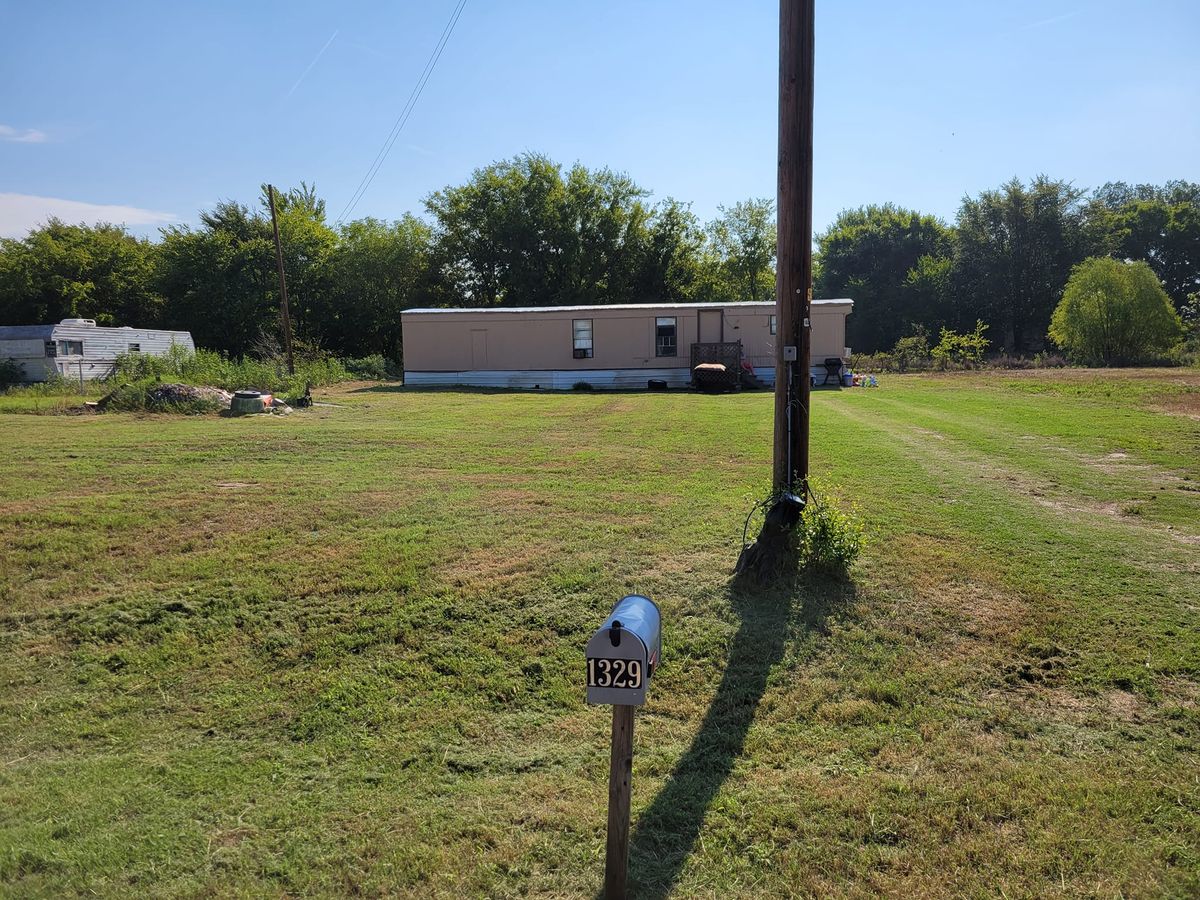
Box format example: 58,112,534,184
586,595,661,900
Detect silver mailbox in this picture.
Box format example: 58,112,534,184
586,595,661,706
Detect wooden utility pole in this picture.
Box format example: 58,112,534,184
267,184,296,376
604,705,634,899
773,0,815,493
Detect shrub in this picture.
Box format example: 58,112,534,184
343,354,394,380
112,346,351,394
989,353,1033,370
799,489,864,576
101,379,225,415
932,320,990,368
1049,257,1184,365
892,330,932,372
0,358,23,389
1032,351,1069,369
572,381,594,391
850,352,890,373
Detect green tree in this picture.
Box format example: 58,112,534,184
630,198,709,303
155,185,338,358
263,183,338,347
1048,257,1183,365
953,176,1095,352
324,215,435,359
1087,181,1200,312
156,201,277,358
424,153,655,307
707,198,776,303
0,220,162,326
814,204,953,353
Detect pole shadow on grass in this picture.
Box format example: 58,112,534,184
622,572,855,898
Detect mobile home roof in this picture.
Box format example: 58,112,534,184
403,299,853,315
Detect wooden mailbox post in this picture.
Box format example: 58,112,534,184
586,595,662,900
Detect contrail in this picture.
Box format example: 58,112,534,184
284,29,339,101
1021,10,1080,31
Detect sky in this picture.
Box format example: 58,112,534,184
1,0,1198,240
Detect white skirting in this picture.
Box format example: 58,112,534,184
404,368,693,389
404,365,837,390
753,365,844,386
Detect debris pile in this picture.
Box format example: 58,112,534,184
149,383,234,407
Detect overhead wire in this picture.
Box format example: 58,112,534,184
334,0,468,226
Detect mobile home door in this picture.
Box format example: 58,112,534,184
470,330,487,369
698,309,723,343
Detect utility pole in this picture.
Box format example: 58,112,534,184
267,184,296,376
734,0,815,581
773,0,815,493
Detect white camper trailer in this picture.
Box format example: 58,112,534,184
0,319,195,383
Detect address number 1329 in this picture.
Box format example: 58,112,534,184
587,657,643,689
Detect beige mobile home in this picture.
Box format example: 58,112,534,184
401,300,852,389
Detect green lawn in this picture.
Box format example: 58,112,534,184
1,370,1198,898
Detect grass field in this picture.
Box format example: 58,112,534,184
2,369,1198,898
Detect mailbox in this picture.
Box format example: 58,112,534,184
586,595,661,706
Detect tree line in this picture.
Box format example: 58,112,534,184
817,177,1199,354
0,155,1195,361
0,153,775,360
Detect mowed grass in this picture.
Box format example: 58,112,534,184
1,369,1198,898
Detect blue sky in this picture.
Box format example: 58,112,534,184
1,0,1197,239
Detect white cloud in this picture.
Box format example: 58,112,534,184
0,193,178,238
0,124,48,144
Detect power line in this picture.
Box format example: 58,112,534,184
335,0,468,225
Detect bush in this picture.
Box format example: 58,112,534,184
343,354,395,380
1032,351,1069,368
932,320,990,368
572,381,594,391
988,353,1032,370
0,358,23,389
799,489,864,576
101,379,225,415
892,331,932,371
1049,257,1184,365
851,330,935,374
112,345,351,395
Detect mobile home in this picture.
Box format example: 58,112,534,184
400,300,853,389
0,319,195,383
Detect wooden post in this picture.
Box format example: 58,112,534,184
604,704,635,899
773,0,816,493
267,184,296,376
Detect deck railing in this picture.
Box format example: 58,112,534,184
690,340,743,389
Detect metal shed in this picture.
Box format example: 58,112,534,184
0,319,195,383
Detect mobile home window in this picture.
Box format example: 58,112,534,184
58,340,83,356
128,342,141,352
44,341,57,357
655,317,677,357
572,319,593,359
769,314,777,335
